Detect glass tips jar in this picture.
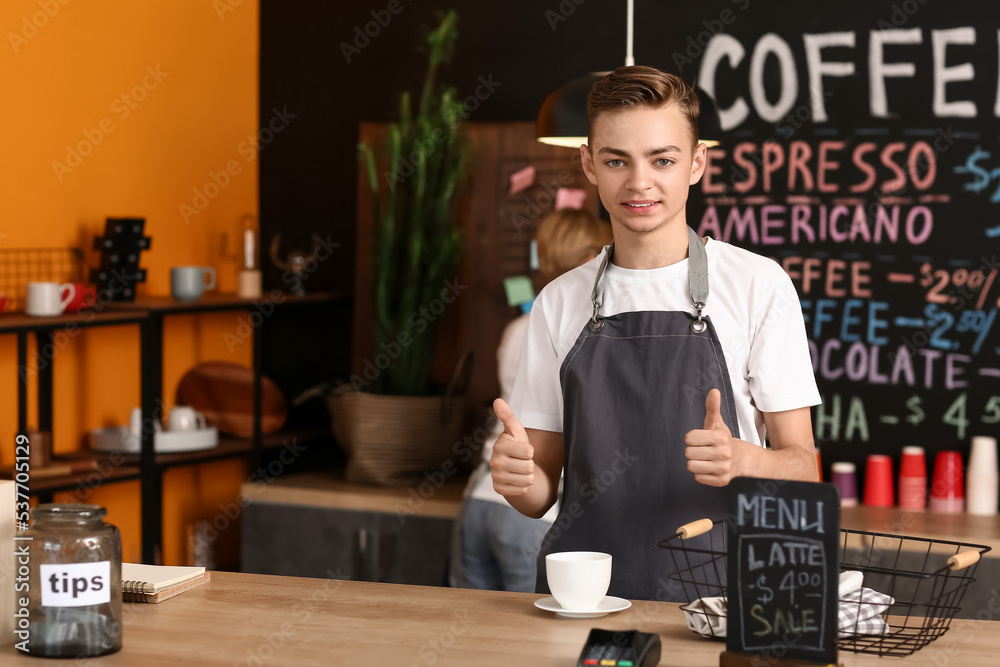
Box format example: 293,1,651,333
22,503,122,658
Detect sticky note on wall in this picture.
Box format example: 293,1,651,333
555,188,586,210
508,165,535,195
503,276,535,307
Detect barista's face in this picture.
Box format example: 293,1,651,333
582,104,706,238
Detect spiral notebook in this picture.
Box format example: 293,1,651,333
122,563,210,603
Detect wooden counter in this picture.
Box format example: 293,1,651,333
241,469,469,519
840,506,1000,555
7,571,999,666
249,474,1000,549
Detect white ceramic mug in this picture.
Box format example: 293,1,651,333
171,266,216,301
26,282,76,316
545,551,612,610
167,406,207,432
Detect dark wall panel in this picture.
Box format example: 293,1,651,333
261,1,1000,487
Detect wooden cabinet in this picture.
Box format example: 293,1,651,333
242,504,455,585
240,471,465,585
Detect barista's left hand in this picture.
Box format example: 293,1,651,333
684,389,748,486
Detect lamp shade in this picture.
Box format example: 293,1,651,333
536,73,607,148
536,73,722,148
695,87,722,148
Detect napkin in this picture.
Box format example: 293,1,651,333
837,587,893,637
682,596,727,637
682,571,894,640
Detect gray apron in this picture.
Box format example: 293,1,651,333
535,227,741,602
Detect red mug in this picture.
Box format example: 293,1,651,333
64,284,97,313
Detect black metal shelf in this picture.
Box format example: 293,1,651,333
23,468,143,497
149,426,331,470
4,292,342,562
19,427,333,496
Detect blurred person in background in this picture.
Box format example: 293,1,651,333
451,207,613,591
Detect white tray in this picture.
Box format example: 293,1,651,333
89,426,219,454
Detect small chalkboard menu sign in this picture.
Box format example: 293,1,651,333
725,478,840,665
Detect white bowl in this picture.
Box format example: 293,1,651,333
89,426,219,454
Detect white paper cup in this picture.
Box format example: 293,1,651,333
968,436,999,516
545,551,611,610
969,436,998,471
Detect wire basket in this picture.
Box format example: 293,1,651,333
657,518,991,657
0,247,86,313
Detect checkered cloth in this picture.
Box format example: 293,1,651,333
683,588,894,639
838,587,893,638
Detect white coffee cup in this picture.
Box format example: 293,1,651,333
26,282,76,316
171,266,216,301
545,551,612,610
167,406,207,432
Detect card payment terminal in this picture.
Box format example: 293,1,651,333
577,628,661,666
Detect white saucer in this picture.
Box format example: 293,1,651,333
88,426,219,454
533,596,631,618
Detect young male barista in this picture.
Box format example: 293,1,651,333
490,66,822,602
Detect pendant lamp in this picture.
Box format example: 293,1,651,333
536,0,721,148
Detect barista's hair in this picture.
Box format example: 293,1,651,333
536,208,613,283
586,66,700,149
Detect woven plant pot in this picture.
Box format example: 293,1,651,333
327,390,466,487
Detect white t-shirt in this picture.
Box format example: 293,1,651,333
509,238,821,447
469,313,558,523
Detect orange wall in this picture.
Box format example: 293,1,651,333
0,0,260,566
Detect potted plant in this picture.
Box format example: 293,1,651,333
329,10,473,486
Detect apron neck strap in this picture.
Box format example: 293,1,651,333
588,227,710,334
687,225,710,334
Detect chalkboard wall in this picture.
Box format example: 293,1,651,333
261,1,1000,485
681,2,1000,482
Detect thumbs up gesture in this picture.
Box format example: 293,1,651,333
490,398,536,496
684,389,744,487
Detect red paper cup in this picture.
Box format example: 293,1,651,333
900,446,927,478
898,446,927,511
929,451,964,513
864,455,895,507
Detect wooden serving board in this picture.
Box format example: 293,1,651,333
175,361,287,437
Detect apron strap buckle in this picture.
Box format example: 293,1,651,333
690,301,707,334
588,304,605,332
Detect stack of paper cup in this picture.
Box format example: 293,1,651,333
929,451,965,513
967,436,998,516
898,446,927,511
863,455,895,507
831,462,858,507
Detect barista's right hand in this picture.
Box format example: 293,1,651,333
490,398,535,496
